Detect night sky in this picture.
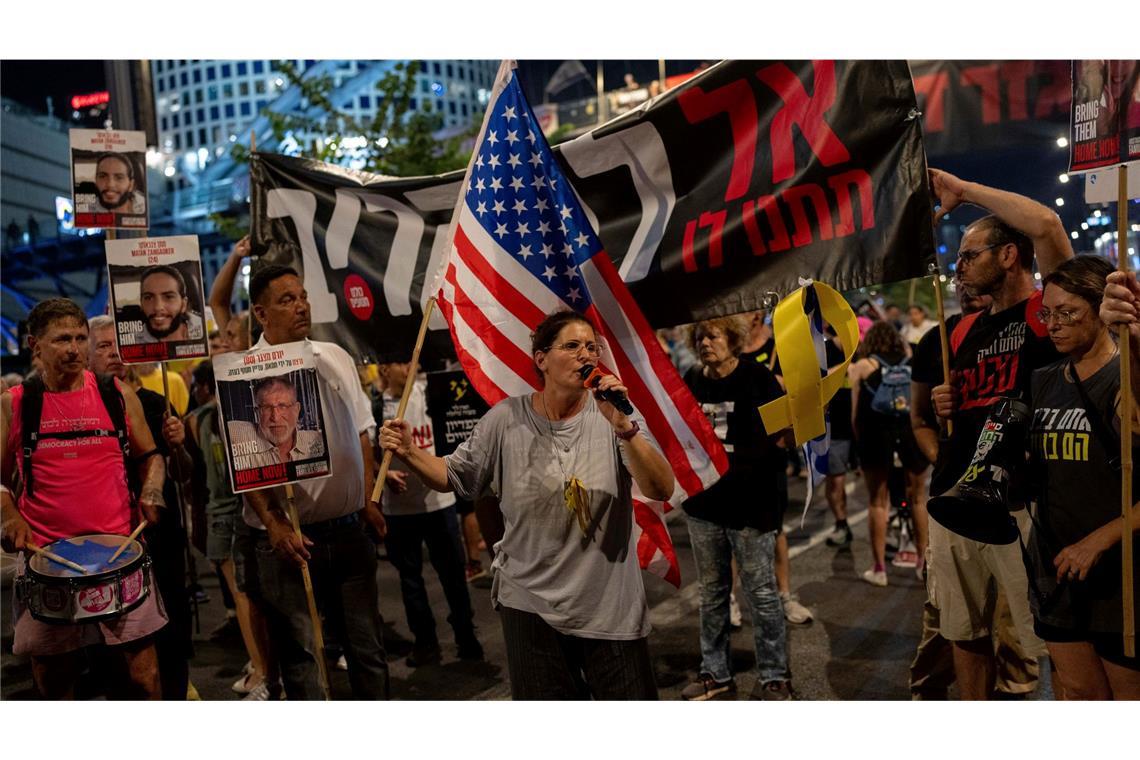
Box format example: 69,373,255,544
1,60,107,119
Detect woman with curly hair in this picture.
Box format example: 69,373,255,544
848,321,931,587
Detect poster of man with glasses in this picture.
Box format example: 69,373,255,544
213,341,331,492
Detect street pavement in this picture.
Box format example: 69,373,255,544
1,472,1050,701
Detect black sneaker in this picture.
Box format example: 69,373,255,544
751,680,793,701
680,674,736,701
825,524,853,547
405,643,442,668
457,638,485,662
209,613,240,641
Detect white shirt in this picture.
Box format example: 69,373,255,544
900,319,937,345
243,336,375,527
380,377,456,516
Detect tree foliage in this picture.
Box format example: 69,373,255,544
230,60,474,177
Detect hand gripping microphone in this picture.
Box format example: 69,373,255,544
578,364,634,415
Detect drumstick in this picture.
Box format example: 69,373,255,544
107,521,148,566
28,544,90,575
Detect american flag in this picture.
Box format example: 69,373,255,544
431,61,728,586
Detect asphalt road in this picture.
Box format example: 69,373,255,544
0,472,1050,701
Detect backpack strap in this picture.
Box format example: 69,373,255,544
949,311,983,357
19,376,46,498
1025,290,1049,338
94,373,131,467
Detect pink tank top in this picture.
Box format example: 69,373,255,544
8,372,133,545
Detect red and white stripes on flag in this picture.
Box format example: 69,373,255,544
431,61,728,587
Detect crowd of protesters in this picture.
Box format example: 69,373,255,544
2,167,1138,701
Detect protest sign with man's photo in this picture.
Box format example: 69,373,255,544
213,341,332,493
1068,59,1140,172
70,129,148,229
105,235,209,363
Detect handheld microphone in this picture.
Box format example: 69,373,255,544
578,364,634,415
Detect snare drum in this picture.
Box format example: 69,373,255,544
16,534,151,624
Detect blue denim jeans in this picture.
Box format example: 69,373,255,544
256,518,389,700
686,514,787,684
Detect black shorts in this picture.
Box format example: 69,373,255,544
854,415,928,473
1034,619,1140,671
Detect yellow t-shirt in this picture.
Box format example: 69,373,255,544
138,366,190,416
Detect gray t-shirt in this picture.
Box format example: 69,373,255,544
446,394,652,640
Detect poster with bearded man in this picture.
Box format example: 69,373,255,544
70,129,148,229
105,235,209,362
212,341,331,492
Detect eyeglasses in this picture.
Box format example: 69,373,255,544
257,402,299,415
548,340,603,357
1035,308,1084,326
956,242,1007,264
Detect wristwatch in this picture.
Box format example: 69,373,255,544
615,420,640,441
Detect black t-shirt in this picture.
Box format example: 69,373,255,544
1027,357,1138,633
911,313,957,387
740,336,780,376
681,359,787,532
928,293,1060,526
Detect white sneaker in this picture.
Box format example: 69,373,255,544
231,670,257,694
729,593,743,628
780,592,813,624
862,568,888,587
892,549,918,568
336,654,348,671
243,681,270,701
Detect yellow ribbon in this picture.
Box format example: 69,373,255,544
758,281,859,446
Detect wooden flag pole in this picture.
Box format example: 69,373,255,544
1118,166,1136,659
285,483,331,700
931,267,953,437
370,297,437,505
248,130,257,349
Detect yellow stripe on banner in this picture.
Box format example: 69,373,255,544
758,281,860,446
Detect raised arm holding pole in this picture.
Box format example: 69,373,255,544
370,297,437,505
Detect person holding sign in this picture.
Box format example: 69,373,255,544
1023,256,1140,698
376,355,482,667
241,264,389,700
924,169,1073,699
380,310,674,699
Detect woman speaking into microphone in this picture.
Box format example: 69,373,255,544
379,310,674,699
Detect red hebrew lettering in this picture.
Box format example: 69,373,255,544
677,80,759,203
959,64,1001,124
912,70,950,133
1001,61,1033,121
682,219,698,272
699,210,727,268
756,194,790,253
783,184,834,246
741,199,767,256
827,169,875,235
756,61,850,183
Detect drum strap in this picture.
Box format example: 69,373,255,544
20,374,130,498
